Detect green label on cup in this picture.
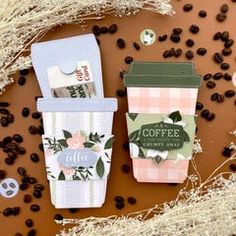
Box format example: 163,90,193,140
140,121,184,151
126,111,195,163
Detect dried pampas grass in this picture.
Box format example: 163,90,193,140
0,0,174,94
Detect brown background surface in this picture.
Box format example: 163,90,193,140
1,0,236,235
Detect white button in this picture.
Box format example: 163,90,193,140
0,178,19,198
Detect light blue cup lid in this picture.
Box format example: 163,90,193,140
37,98,118,112
31,34,103,98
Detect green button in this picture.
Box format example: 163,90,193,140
140,29,156,46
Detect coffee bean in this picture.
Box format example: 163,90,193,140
6,114,14,123
17,167,26,176
22,107,30,117
222,47,232,56
54,213,63,221
224,90,235,98
221,31,229,42
224,39,234,48
20,69,29,76
108,24,118,34
185,50,194,59
114,196,125,203
9,183,16,188
7,151,17,160
196,101,204,110
3,208,13,216
216,94,225,103
92,25,100,36
174,48,182,57
34,184,45,191
33,190,42,199
119,70,126,79
206,81,216,89
27,229,36,236
20,183,29,190
100,26,108,34
123,142,129,150
121,164,130,173
206,113,215,121
213,32,222,40
0,108,9,114
12,134,23,143
170,34,180,43
220,4,229,13
133,42,140,51
183,3,193,12
189,24,199,34
223,73,232,81
12,207,20,215
216,13,227,22
15,233,23,236
213,72,223,80
117,38,126,49
125,56,133,64
127,197,136,205
222,147,233,157
197,48,207,56
31,112,41,119
38,143,44,152
30,153,39,163
230,164,236,171
23,194,32,203
16,146,26,155
18,77,26,86
173,28,183,34
213,52,224,64
67,208,77,214
5,157,14,165
29,177,37,184
211,93,219,101
220,63,230,70
163,50,172,58
203,73,212,81
116,89,126,97
198,10,207,18
28,126,38,135
25,219,34,228
158,34,168,42
1,116,8,127
21,176,30,184
0,102,9,107
201,109,210,118
30,204,40,212
116,202,125,209
0,169,6,179
3,136,12,144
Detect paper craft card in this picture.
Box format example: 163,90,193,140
31,34,103,98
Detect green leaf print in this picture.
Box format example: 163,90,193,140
58,171,65,180
169,111,182,123
128,113,139,121
129,130,140,143
183,130,190,142
57,139,68,148
104,137,113,149
63,130,72,139
96,157,105,178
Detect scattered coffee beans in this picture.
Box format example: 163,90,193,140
224,90,235,98
196,101,204,110
216,13,227,22
223,73,232,81
230,164,236,172
25,219,34,228
170,34,180,43
92,25,100,36
0,170,6,179
100,26,108,34
158,34,168,42
189,24,200,34
18,77,26,86
27,229,36,236
199,10,207,18
201,109,210,118
213,72,223,80
185,50,194,59
30,204,40,212
183,3,193,12
20,69,29,76
222,47,232,56
125,56,133,64
197,48,207,56
30,153,40,163
222,147,233,157
220,62,230,70
127,197,136,205
213,52,224,64
117,38,126,49
213,32,222,40
220,4,229,13
13,134,23,143
203,73,212,81
108,24,118,34
133,42,140,51
22,107,30,117
54,214,64,221
23,194,32,203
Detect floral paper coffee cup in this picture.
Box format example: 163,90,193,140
124,74,201,183
37,98,117,208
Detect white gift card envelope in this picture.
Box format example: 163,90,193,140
31,34,103,98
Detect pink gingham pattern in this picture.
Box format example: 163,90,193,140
127,87,198,183
132,159,189,183
127,87,198,115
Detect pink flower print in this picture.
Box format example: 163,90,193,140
59,164,75,176
67,132,86,149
